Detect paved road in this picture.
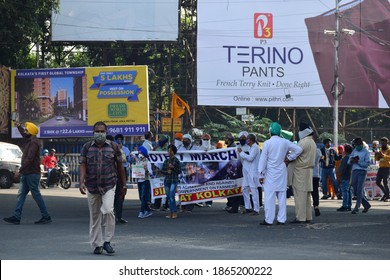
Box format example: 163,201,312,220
1,185,389,260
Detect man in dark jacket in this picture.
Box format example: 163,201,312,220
4,121,52,225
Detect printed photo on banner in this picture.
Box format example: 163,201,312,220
145,148,245,205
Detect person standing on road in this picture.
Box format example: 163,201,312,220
349,137,371,214
289,122,317,224
79,121,126,255
238,133,261,216
4,121,52,225
114,134,130,224
337,144,353,211
161,144,181,219
320,139,342,199
312,146,322,217
258,122,302,225
136,146,153,219
374,137,390,201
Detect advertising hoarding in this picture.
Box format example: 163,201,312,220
51,0,179,42
11,66,149,138
197,0,390,108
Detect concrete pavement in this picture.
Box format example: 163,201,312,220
0,185,389,260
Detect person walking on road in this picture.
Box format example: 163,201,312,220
4,121,52,225
79,121,126,255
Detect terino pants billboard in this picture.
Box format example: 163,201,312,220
197,0,390,108
11,66,149,138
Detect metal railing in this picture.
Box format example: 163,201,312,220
56,153,137,185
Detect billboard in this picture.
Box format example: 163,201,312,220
197,0,390,108
0,66,10,134
11,66,149,138
51,0,179,42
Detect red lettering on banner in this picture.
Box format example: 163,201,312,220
153,187,165,196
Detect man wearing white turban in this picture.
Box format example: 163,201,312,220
258,122,302,225
238,133,261,215
289,122,317,223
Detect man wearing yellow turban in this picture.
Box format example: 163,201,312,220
4,121,52,225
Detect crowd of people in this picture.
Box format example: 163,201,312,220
3,120,389,256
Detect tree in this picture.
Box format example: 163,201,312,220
0,0,59,68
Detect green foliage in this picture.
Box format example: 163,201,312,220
318,132,347,144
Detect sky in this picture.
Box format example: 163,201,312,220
50,77,74,102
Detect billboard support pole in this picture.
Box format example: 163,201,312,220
333,0,341,147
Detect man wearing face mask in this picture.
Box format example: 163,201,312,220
199,133,214,151
238,133,261,215
320,139,342,199
79,121,126,255
226,131,250,213
178,134,199,152
349,137,371,214
174,133,183,149
154,134,170,151
4,121,52,225
199,133,215,207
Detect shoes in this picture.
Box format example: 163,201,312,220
305,220,311,224
351,209,359,214
93,246,103,255
249,211,259,216
320,195,330,200
276,221,285,225
224,206,232,211
241,209,253,214
380,195,386,201
143,211,152,218
227,209,238,214
103,242,115,254
34,216,52,224
206,204,212,207
362,204,371,213
347,208,352,211
3,216,20,225
116,218,127,224
337,207,349,212
314,208,320,216
166,212,178,219
195,203,203,207
337,194,342,200
259,220,273,226
290,219,305,224
137,211,144,218
159,206,167,211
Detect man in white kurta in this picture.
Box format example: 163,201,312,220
239,133,261,214
258,122,302,225
289,123,317,223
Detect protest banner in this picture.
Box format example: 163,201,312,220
148,148,244,204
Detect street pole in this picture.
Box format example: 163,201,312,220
333,0,340,147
